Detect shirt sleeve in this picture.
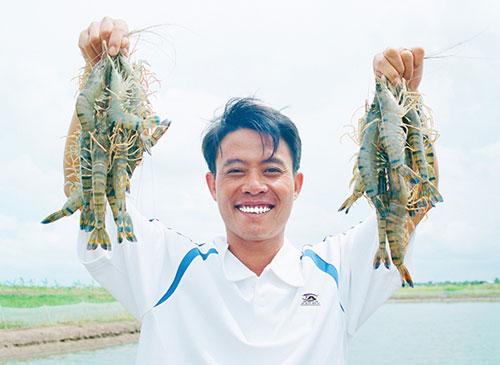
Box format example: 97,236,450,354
76,197,196,320
336,212,417,336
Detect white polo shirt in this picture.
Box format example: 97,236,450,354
77,200,414,364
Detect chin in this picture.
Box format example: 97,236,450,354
234,228,278,243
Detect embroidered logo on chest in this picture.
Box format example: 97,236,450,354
301,293,320,306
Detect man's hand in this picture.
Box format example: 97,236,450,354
78,17,130,66
372,47,424,91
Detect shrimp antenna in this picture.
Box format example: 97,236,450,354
127,23,178,77
424,27,489,59
128,22,193,37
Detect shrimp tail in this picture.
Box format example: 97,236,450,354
80,207,95,232
398,164,420,185
116,211,137,243
397,264,414,288
338,193,362,213
140,119,172,155
124,213,137,242
422,181,443,205
147,118,172,148
88,228,111,251
41,211,65,224
374,247,391,270
373,211,391,269
42,189,83,224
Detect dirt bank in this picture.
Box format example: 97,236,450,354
389,296,500,303
0,320,140,362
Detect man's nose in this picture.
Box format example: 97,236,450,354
242,172,268,195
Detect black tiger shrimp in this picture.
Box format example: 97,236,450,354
42,50,171,250
339,77,443,287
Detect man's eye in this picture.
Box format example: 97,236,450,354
227,168,243,174
265,167,283,174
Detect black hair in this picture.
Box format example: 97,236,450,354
202,97,302,174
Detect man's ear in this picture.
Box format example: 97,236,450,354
293,172,304,200
205,172,217,201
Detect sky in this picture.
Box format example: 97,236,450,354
1,0,499,285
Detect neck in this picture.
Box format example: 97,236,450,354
227,233,284,276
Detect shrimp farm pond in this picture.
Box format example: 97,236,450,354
0,281,499,364
3,300,499,365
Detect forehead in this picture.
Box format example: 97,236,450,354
216,129,292,168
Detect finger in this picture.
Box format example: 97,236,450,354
114,18,129,35
400,48,414,83
121,37,130,56
373,53,401,86
409,47,425,91
88,21,102,59
79,29,98,65
78,30,92,61
383,48,405,78
108,19,129,56
99,16,114,45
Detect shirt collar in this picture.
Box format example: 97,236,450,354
269,238,305,287
213,236,304,287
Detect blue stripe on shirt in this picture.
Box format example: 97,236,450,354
154,247,218,307
301,249,339,287
301,249,344,312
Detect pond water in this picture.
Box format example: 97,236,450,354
8,302,500,365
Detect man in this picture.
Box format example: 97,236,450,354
67,17,437,365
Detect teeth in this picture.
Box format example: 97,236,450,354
238,205,272,214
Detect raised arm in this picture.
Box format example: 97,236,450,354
66,18,193,320
337,49,438,331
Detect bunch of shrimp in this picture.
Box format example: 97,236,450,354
339,77,443,287
42,52,171,251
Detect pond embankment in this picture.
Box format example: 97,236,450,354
1,281,499,361
0,320,139,362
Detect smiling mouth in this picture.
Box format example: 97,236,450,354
235,205,274,215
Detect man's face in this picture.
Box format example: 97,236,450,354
206,128,303,244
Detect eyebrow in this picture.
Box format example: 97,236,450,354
221,157,286,168
262,157,286,167
222,158,245,168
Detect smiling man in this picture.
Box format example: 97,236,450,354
68,17,437,365
203,101,304,276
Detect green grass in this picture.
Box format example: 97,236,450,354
392,281,500,300
0,284,114,308
0,284,132,329
0,281,498,330
0,321,26,330
0,314,137,330
1,281,499,309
